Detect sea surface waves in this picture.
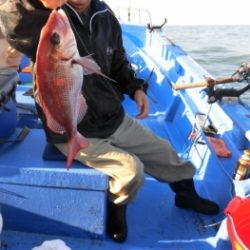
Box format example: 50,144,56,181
164,25,250,106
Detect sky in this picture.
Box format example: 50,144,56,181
104,0,250,25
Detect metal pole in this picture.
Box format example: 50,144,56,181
128,0,131,21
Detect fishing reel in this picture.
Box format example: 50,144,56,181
206,61,250,103
232,61,250,83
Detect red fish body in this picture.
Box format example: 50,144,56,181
35,9,97,168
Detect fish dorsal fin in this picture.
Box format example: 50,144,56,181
74,55,116,83
76,95,87,124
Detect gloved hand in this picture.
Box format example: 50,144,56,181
39,0,68,9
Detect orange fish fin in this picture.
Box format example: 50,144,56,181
74,56,117,83
66,132,90,169
76,95,87,124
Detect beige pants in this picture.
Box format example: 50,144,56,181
55,115,195,205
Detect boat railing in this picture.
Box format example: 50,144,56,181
117,6,152,26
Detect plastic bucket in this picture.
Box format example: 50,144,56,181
225,196,250,250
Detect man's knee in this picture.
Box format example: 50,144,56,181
125,155,145,186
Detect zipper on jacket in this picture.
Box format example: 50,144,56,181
65,3,108,35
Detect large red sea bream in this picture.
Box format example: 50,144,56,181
35,9,106,169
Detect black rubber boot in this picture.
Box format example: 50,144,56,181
169,179,219,215
107,202,127,243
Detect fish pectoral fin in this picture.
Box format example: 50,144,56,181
73,56,100,75
73,57,117,83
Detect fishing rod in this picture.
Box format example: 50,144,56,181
173,61,250,103
174,61,250,90
173,76,238,91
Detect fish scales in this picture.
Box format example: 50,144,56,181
35,9,103,169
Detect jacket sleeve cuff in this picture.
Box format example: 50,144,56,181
128,81,148,99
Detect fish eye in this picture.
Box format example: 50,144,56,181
50,32,60,45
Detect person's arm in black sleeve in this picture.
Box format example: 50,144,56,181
0,0,51,61
110,18,148,100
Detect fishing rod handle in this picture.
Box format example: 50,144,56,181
173,77,238,91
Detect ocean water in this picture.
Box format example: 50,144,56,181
163,25,250,106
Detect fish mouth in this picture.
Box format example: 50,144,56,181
43,9,78,62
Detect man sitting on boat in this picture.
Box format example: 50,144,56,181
0,0,219,243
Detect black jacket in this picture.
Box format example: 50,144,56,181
0,0,147,142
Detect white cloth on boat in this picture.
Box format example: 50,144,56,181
233,179,250,197
31,239,71,250
56,114,195,205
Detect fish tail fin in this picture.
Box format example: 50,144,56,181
66,132,90,169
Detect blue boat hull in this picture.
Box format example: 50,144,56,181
1,22,250,249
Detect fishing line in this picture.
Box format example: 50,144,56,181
203,218,225,228
180,103,235,199
180,105,213,161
